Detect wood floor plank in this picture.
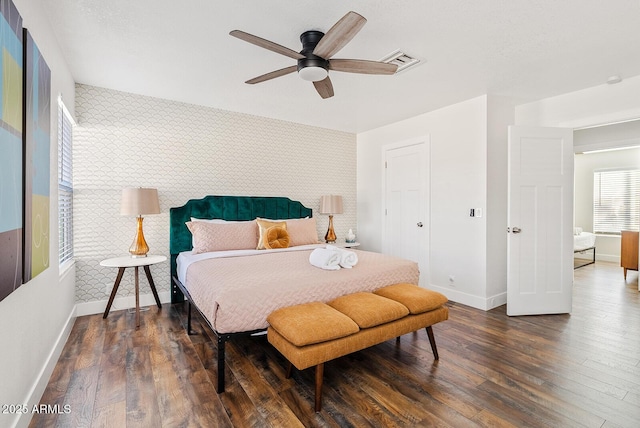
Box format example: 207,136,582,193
91,401,126,428
94,332,126,408
74,315,105,371
125,345,162,427
29,261,640,427
225,341,305,427
54,365,99,428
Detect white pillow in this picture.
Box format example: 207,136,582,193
262,216,309,222
190,217,243,224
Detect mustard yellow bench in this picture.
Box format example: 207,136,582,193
267,283,449,412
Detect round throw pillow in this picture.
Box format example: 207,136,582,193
265,226,290,249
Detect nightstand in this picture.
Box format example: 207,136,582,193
100,255,166,328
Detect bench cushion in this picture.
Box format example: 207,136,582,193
268,306,449,370
374,283,448,314
328,292,409,328
267,302,359,347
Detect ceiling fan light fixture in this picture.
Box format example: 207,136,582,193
298,66,328,82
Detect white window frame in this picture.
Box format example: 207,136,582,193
593,168,640,235
58,97,75,268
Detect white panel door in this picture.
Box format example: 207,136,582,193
507,126,574,316
383,139,429,287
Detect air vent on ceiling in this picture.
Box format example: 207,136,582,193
380,50,421,73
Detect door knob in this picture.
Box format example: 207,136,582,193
512,227,522,234
417,222,423,227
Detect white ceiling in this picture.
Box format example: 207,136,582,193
43,0,640,133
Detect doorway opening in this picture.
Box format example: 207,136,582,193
573,119,640,279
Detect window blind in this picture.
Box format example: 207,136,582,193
593,169,640,235
58,99,74,265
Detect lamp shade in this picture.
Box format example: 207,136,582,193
319,195,343,215
120,187,160,216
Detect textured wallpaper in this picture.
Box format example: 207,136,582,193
74,84,356,304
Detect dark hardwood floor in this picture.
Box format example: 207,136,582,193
30,262,640,427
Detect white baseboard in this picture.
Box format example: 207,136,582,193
574,253,619,263
75,291,172,317
15,307,76,428
429,284,506,311
596,254,620,263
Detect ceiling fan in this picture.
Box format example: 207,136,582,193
229,11,398,99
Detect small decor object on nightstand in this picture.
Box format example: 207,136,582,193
319,195,343,243
121,187,160,257
346,228,356,244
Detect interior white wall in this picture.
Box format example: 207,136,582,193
515,74,640,128
73,85,356,313
574,119,640,152
0,1,76,428
358,95,493,308
574,147,640,263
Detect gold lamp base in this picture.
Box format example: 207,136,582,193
129,216,149,257
324,214,337,243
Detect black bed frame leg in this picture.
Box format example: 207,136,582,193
187,302,194,335
425,326,439,360
217,334,226,393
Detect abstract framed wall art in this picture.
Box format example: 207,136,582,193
23,28,51,282
0,0,23,302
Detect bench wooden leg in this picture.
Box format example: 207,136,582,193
426,326,439,360
315,363,324,412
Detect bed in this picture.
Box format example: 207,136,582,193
169,195,419,392
574,229,596,269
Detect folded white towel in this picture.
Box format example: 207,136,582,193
326,245,359,268
309,248,341,270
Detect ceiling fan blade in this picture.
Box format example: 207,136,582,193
230,30,304,60
313,11,367,59
329,59,398,75
245,66,298,84
313,77,334,99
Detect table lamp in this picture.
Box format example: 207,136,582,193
121,187,160,257
319,195,343,243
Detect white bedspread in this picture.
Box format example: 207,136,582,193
574,232,596,251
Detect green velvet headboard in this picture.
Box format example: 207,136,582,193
169,195,313,302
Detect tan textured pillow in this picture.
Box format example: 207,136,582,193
374,283,448,314
186,221,258,254
286,217,319,246
267,302,359,346
328,292,409,328
256,218,287,250
265,226,290,249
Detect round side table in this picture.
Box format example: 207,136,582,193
100,255,166,328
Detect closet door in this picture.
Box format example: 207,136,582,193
383,137,429,287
